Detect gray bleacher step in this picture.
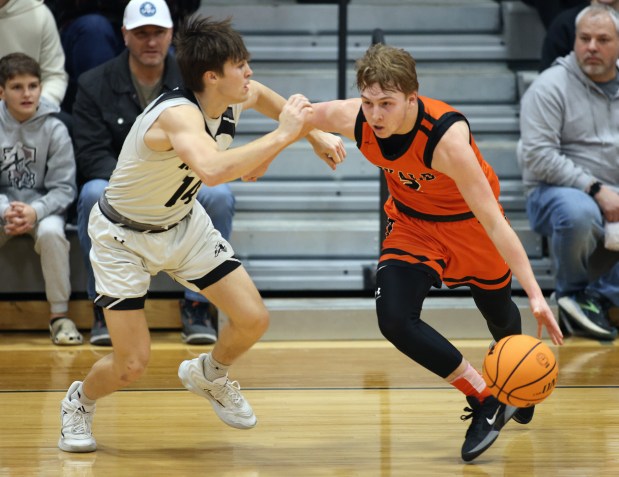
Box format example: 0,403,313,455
229,212,543,259
222,296,557,340
230,212,380,258
244,34,508,62
229,180,380,211
252,61,516,104
240,258,376,291
201,2,500,34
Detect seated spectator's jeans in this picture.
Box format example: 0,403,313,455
77,178,235,302
526,184,619,305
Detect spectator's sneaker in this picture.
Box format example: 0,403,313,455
557,309,575,338
58,381,97,453
89,306,111,346
180,300,218,344
49,317,83,346
461,396,516,462
557,291,617,341
513,405,535,424
178,353,256,429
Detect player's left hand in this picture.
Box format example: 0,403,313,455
307,130,346,170
529,295,563,346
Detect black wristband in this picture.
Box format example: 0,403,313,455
588,181,602,198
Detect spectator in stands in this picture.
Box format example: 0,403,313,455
518,4,619,340
540,0,619,71
521,0,586,28
46,0,126,114
306,43,563,462
73,0,233,346
0,53,80,345
0,0,68,107
46,0,201,113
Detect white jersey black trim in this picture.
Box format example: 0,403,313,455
150,88,236,141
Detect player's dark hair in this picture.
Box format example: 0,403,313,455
174,16,250,93
355,43,419,95
0,52,41,87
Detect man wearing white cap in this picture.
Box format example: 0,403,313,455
73,0,234,347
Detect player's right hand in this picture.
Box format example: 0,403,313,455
277,94,314,142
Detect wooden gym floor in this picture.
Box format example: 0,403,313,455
0,332,618,476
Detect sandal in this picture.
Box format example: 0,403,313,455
49,317,84,346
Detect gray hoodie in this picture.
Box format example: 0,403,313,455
517,52,619,194
0,97,76,221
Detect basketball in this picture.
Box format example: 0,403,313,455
482,334,558,408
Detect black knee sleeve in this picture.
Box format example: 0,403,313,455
470,283,522,341
375,262,463,378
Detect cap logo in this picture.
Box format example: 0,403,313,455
139,2,157,17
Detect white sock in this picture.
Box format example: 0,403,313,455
70,382,96,410
203,353,230,382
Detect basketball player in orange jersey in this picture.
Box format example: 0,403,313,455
301,43,564,462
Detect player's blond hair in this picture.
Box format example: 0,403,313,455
355,44,419,95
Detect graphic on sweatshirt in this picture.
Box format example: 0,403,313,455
1,142,36,190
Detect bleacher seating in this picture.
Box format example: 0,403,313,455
1,1,560,337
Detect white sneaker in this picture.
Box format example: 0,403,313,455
58,381,97,453
178,354,257,429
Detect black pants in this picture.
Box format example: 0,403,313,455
375,262,522,379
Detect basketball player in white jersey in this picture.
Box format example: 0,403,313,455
57,16,345,453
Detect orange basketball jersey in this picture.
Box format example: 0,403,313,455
355,96,501,221
354,96,511,290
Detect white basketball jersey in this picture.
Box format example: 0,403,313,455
105,90,242,227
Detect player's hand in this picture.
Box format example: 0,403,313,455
529,295,563,346
277,94,314,142
306,130,346,170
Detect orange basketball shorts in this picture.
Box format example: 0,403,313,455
380,206,512,291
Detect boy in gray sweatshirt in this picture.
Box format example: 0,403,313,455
0,52,81,345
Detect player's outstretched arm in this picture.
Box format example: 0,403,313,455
149,96,313,185
432,122,564,345
248,81,347,170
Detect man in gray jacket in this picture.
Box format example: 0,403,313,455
518,4,619,339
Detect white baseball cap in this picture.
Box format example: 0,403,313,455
123,0,173,30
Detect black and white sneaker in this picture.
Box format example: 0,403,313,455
513,405,535,425
557,291,617,341
461,396,517,462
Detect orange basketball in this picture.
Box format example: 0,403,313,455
482,334,558,408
